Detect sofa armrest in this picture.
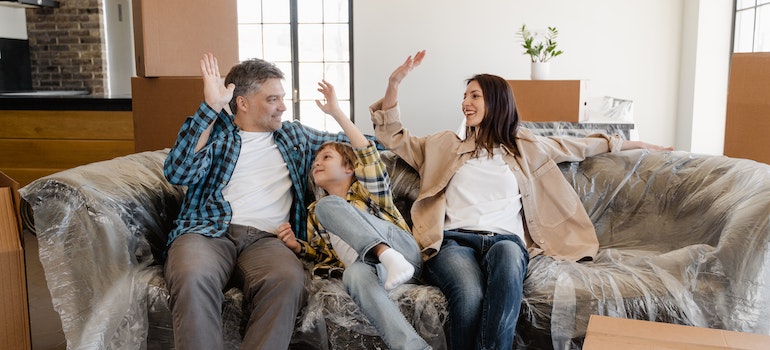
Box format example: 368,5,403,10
561,150,760,251
19,149,185,349
555,149,770,334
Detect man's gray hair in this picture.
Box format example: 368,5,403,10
224,58,285,114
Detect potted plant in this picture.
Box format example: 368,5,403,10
517,24,564,80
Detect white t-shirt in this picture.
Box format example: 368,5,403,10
222,131,292,234
444,147,525,240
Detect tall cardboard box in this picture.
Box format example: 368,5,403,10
132,0,239,77
584,314,770,349
0,171,31,350
724,52,770,164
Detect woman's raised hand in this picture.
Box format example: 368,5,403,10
389,50,426,86
382,50,426,110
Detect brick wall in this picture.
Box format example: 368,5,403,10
25,0,106,94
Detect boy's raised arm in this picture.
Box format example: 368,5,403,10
315,80,368,149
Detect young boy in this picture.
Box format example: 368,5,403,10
277,80,430,350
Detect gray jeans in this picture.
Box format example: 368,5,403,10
164,224,308,350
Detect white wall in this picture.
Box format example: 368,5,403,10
353,0,712,150
0,6,27,39
676,0,732,154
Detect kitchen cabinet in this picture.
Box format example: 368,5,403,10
0,106,134,186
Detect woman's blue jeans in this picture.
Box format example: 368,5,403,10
314,195,430,350
424,230,529,350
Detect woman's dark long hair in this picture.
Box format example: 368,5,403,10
465,74,520,156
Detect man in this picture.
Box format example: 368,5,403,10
163,53,356,349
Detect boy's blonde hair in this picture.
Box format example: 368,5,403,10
315,141,358,172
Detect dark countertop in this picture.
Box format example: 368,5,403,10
0,93,132,111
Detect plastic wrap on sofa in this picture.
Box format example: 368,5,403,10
20,149,447,349
20,151,184,349
20,141,770,349
516,150,770,349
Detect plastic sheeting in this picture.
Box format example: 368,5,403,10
20,150,447,350
515,148,770,349
20,131,770,349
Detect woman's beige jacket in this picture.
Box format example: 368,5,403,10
370,101,623,262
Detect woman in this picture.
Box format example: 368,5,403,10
369,50,671,349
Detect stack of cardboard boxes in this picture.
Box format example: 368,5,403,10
131,0,239,152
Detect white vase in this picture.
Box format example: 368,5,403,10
530,61,550,80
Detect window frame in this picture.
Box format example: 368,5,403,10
733,0,770,53
237,0,354,127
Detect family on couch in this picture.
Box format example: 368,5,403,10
162,50,670,350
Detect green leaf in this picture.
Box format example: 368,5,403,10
517,23,563,61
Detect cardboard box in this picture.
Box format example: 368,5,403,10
507,80,587,122
132,0,239,77
0,171,31,350
724,52,770,164
584,314,770,349
131,76,205,152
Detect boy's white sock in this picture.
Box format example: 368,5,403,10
379,248,414,290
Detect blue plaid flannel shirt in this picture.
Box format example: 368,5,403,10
163,102,372,248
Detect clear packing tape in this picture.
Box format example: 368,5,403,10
19,135,770,349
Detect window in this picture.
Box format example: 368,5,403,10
237,0,352,132
734,0,770,52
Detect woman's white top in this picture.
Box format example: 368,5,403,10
444,147,525,241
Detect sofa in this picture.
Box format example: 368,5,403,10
20,130,770,349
